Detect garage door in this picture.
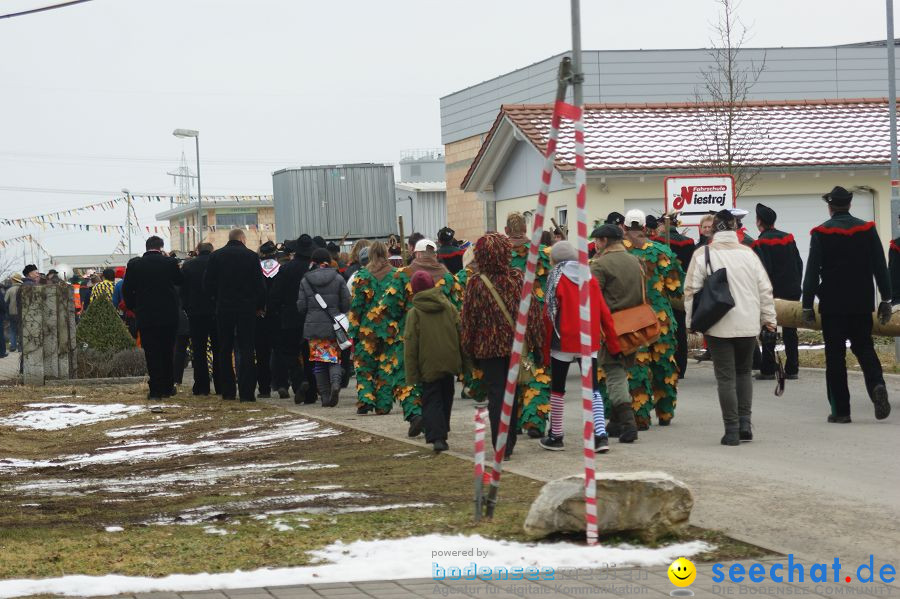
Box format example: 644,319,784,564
624,193,875,267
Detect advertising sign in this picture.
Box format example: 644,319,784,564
663,175,736,227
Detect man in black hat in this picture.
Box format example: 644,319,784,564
270,234,317,403
651,213,696,379
436,226,464,274
752,203,803,380
254,241,281,398
590,223,644,443
180,242,220,396
802,186,892,423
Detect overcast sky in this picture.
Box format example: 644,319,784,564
0,0,896,265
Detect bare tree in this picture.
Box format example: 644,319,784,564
0,250,20,281
691,0,769,199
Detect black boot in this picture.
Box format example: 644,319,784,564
721,428,740,446
739,417,753,441
605,405,622,438
614,404,638,443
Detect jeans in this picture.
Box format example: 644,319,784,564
761,327,799,376
217,310,257,401
421,374,454,443
312,359,342,404
821,313,884,418
480,356,518,457
139,324,177,398
707,336,756,431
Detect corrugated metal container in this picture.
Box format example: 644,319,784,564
273,163,396,241
395,183,447,240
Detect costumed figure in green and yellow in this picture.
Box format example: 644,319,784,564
391,238,465,435
504,212,552,436
621,210,684,428
348,241,400,415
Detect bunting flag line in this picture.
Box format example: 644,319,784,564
0,233,53,259
0,194,273,228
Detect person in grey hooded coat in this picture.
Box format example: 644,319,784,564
297,248,351,407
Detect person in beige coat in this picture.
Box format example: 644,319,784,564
684,209,776,446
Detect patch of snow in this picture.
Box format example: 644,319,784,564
42,395,84,400
310,485,341,490
392,451,418,457
19,503,40,507
8,460,338,496
202,527,230,536
104,526,123,533
105,419,208,438
0,419,340,472
271,520,292,532
0,403,144,431
0,534,712,598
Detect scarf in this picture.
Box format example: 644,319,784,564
260,258,280,278
408,252,448,282
366,257,394,281
545,260,583,338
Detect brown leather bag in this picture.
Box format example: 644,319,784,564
610,274,661,356
479,274,536,385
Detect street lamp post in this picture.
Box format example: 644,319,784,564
173,129,201,249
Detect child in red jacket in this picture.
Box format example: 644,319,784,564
540,241,620,453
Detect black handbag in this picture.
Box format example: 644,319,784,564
690,245,735,332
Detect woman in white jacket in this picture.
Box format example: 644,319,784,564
684,209,777,446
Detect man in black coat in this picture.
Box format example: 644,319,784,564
753,203,803,380
888,215,900,306
122,236,184,400
180,242,220,396
255,241,281,398
270,234,317,403
802,186,892,423
204,228,266,402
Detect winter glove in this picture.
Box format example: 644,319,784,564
801,309,816,327
878,301,892,326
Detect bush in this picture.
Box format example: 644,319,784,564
108,348,147,377
76,347,146,378
76,297,135,353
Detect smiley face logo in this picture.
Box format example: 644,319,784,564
668,557,697,587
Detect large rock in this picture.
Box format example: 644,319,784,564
523,472,693,542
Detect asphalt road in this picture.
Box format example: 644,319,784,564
280,361,900,567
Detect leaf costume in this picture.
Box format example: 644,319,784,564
348,267,401,414
508,241,552,435
606,238,683,426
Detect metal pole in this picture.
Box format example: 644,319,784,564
887,1,900,358
125,191,132,258
571,0,583,107
195,134,202,250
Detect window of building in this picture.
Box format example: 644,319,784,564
556,207,568,229
215,211,258,228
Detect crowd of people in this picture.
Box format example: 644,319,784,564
1,184,892,452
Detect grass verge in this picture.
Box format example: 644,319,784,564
0,383,772,579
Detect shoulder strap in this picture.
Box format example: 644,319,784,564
479,274,514,328
705,244,712,275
